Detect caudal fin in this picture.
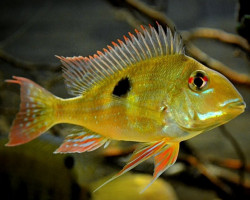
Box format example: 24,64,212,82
6,76,57,146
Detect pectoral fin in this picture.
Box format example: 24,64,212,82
141,142,179,193
54,129,109,153
94,139,180,193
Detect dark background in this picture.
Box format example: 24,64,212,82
0,0,249,200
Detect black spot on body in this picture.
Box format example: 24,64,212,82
112,77,131,97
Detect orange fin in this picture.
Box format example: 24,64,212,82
94,139,173,192
141,142,179,193
54,129,109,153
5,76,56,146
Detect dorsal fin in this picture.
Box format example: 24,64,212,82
57,23,185,96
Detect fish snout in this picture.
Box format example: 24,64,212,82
224,99,246,114
227,100,245,109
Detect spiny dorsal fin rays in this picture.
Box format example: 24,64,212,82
158,24,168,55
128,32,143,60
57,23,185,96
150,24,163,56
129,31,147,60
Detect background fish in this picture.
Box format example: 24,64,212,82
5,23,245,191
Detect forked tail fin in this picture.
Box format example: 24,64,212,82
5,76,58,146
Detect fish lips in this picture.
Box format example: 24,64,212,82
226,101,246,111
179,100,245,133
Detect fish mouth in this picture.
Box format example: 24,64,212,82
226,101,246,112
178,101,246,133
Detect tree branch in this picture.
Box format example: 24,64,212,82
186,43,250,87
0,49,61,72
182,28,250,52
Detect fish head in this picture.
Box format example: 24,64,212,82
171,56,245,133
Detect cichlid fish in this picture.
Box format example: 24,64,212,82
5,23,245,191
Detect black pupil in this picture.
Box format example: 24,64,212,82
194,77,204,88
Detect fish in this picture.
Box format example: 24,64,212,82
5,23,246,191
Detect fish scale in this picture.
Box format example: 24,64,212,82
6,23,245,192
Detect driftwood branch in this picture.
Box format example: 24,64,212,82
182,28,250,52
0,49,61,72
219,125,246,190
186,43,250,87
106,0,175,31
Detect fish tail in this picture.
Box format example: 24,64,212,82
5,76,58,146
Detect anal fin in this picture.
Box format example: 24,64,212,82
54,129,109,153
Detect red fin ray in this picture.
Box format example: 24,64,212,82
116,140,166,176
94,139,180,193
153,143,179,177
5,76,56,146
54,129,108,153
141,143,179,193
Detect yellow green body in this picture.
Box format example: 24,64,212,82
52,54,244,143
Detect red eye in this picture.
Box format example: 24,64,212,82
188,77,194,84
188,70,209,91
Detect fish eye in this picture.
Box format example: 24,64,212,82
188,70,209,91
